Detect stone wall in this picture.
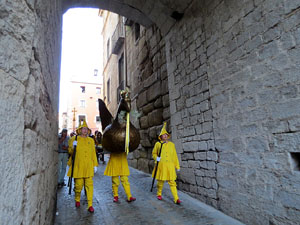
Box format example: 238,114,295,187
126,24,170,174
165,0,300,224
1,0,300,224
0,0,62,224
165,1,218,207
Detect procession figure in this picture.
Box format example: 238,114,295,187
95,131,105,163
98,89,139,203
152,122,181,204
67,120,98,212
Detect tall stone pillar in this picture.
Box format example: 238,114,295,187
0,0,62,224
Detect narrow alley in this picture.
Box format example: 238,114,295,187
55,156,244,225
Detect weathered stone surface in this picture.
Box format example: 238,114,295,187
140,116,149,129
128,159,138,168
164,0,300,224
137,90,148,108
137,158,150,173
142,103,154,114
2,0,300,225
146,81,161,102
162,107,170,120
178,168,196,185
148,108,163,126
162,94,170,107
0,0,61,224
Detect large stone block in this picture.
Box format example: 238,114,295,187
137,158,150,173
148,108,163,126
146,81,161,102
178,168,196,185
142,103,154,115
137,90,148,108
162,107,170,120
154,96,162,108
140,116,149,129
138,45,149,65
182,141,199,152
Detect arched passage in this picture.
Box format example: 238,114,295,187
63,0,190,34
1,0,300,224
0,1,183,224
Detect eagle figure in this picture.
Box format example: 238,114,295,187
98,89,140,153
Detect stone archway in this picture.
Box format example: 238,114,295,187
0,0,186,224
62,0,191,34
2,0,300,224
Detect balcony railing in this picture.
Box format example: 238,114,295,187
111,20,125,55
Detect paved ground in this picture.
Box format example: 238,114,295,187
54,155,244,225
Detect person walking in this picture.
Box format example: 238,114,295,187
67,120,98,213
58,128,69,188
104,151,136,203
95,131,105,164
152,122,181,204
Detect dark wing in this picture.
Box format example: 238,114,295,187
98,99,113,131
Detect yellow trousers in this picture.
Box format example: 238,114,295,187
112,176,132,200
157,180,179,203
74,177,94,207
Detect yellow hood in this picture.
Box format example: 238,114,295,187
158,122,170,141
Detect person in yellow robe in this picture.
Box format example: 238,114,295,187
152,122,181,204
104,151,136,203
67,120,98,213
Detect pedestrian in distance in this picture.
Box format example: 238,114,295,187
57,128,69,188
67,120,98,213
95,131,105,164
152,122,181,204
104,151,136,203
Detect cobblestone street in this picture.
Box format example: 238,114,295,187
54,156,244,225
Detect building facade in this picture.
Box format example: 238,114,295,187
100,10,126,117
63,71,103,134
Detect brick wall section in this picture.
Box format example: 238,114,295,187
164,1,218,208
0,0,62,224
126,25,170,174
165,0,300,224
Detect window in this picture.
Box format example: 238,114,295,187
107,79,110,102
79,100,86,108
96,116,101,123
80,86,85,93
118,53,124,85
107,38,110,61
94,69,98,76
96,87,101,95
117,53,125,102
78,115,86,123
134,23,140,42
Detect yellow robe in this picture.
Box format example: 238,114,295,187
104,152,130,176
152,141,180,181
67,136,98,178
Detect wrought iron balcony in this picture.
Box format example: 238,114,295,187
111,20,125,55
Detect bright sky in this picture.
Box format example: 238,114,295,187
59,8,103,113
